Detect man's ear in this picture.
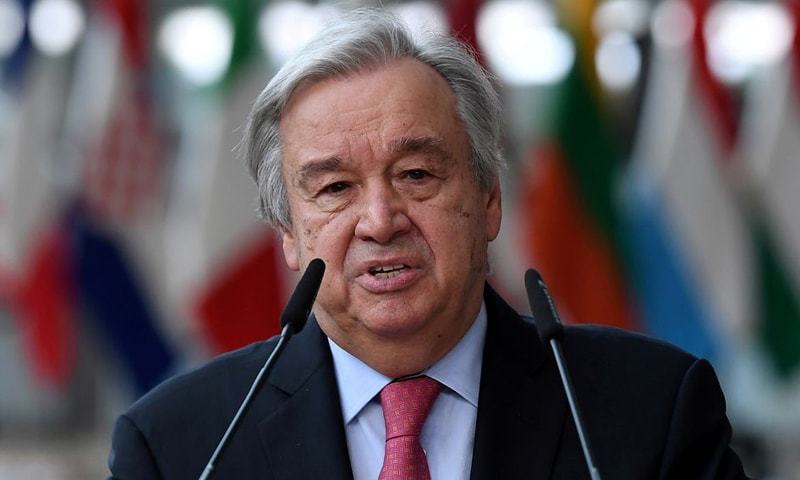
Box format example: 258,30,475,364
282,229,300,271
485,180,502,242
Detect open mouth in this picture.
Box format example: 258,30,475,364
368,264,408,278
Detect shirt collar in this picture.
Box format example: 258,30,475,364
425,302,486,408
329,302,488,423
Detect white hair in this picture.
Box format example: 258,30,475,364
242,8,504,230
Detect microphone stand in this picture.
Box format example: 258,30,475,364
198,258,325,479
198,323,294,480
547,336,601,480
525,269,602,480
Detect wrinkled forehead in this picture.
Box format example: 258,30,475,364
279,59,464,150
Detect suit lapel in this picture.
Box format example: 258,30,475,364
470,286,568,480
257,318,354,480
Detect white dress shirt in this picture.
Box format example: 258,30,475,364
328,303,487,480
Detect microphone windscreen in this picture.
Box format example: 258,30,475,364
280,258,326,334
525,269,565,342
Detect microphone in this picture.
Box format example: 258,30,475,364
280,258,325,334
199,258,326,480
525,269,602,480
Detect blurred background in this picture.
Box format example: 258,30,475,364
0,0,798,477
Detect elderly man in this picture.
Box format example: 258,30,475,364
108,9,748,480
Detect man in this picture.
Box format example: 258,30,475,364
108,9,748,479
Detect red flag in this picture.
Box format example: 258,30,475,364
15,222,76,389
186,0,288,354
444,0,484,63
521,143,635,329
194,230,286,353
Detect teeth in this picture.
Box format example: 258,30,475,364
369,264,406,276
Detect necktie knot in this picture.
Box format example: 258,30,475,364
380,376,441,439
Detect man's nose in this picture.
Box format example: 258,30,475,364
354,182,412,244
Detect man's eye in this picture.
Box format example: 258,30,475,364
404,169,428,180
321,181,350,195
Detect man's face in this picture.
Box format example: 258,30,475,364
279,58,501,374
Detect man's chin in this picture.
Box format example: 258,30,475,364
362,312,429,338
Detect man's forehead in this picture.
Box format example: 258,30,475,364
281,58,456,120
278,57,467,178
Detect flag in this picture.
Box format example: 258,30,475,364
63,0,177,395
173,0,288,354
444,0,483,62
195,229,286,353
736,0,800,378
0,0,77,389
621,181,720,360
14,220,75,389
622,0,751,363
73,212,174,395
520,0,637,329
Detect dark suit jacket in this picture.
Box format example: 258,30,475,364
108,286,748,479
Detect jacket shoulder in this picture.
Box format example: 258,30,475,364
562,324,697,365
557,323,699,392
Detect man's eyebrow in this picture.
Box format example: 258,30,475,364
296,157,343,190
387,136,448,157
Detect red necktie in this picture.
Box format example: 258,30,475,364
378,376,441,480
